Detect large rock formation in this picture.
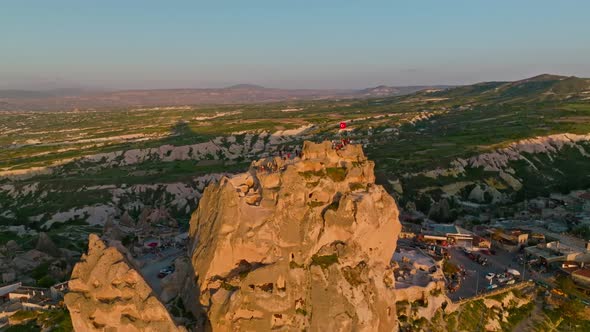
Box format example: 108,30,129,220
35,232,61,257
65,234,184,332
188,141,402,331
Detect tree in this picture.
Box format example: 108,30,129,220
37,275,56,288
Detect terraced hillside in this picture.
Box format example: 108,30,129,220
1,74,590,244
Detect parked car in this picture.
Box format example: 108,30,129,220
487,284,498,290
485,273,496,280
159,266,174,274
505,279,515,285
497,277,510,284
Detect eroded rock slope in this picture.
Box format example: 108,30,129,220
64,234,185,332
187,141,402,331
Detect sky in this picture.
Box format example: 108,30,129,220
1,0,590,90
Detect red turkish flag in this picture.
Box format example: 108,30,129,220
339,122,346,129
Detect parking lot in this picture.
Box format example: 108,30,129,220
447,246,526,301
139,247,184,295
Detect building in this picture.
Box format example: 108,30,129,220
0,282,22,303
399,222,420,239
487,228,529,252
492,229,529,245
572,269,590,288
526,241,590,264
420,223,474,248
472,236,491,249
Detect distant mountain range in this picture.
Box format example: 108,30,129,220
0,84,449,111
1,74,588,111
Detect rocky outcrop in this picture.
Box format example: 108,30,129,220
160,257,192,303
65,234,184,332
187,141,402,331
35,233,60,257
456,133,590,172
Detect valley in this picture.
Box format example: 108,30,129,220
2,74,590,331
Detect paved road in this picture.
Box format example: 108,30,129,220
447,247,522,301
139,247,183,295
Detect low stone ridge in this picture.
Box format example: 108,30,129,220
64,234,185,332
188,141,402,331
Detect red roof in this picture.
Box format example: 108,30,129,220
573,269,590,279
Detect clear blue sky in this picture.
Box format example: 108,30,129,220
1,0,589,89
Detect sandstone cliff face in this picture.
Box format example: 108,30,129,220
65,234,184,332
188,141,402,331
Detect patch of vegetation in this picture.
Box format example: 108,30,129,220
348,182,365,191
310,254,339,268
412,298,429,308
11,310,38,321
325,200,339,211
37,309,73,332
220,282,239,292
4,321,41,332
169,297,196,321
430,288,443,297
325,167,346,182
442,260,459,276
299,170,325,180
0,230,18,246
307,201,325,208
305,181,320,188
289,261,304,269
295,308,308,316
556,273,590,301
454,299,489,332
37,275,56,288
501,301,535,331
342,262,366,286
31,261,51,280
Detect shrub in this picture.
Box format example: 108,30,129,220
37,275,56,288
11,310,38,321
220,282,239,292
442,260,459,275
311,254,339,268
296,308,308,316
307,201,325,208
31,262,51,280
348,182,365,191
326,168,346,182
299,170,325,180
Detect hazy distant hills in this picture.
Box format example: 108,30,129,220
2,74,588,111
420,74,590,103
0,84,448,111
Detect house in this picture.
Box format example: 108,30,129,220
0,282,22,303
472,236,491,249
487,228,529,252
572,269,590,288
